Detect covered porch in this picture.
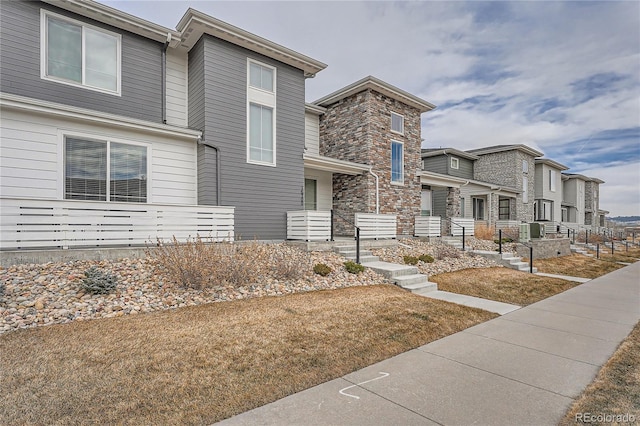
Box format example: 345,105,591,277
287,154,397,241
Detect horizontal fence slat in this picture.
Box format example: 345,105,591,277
1,198,235,250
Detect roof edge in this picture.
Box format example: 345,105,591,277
176,8,327,76
313,76,436,113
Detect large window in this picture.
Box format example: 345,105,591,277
499,197,511,220
65,137,147,203
247,59,276,165
42,10,121,94
391,140,404,184
391,112,404,135
535,200,553,221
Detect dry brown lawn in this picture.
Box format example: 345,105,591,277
587,246,640,264
533,254,625,279
431,267,581,306
0,284,496,425
559,321,640,426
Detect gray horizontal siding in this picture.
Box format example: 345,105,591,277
0,0,162,123
432,188,447,218
423,155,474,179
194,35,305,240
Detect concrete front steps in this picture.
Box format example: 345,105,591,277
471,250,538,273
570,243,594,256
334,245,437,294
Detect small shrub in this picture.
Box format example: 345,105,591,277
403,255,419,265
344,260,365,274
82,266,118,294
493,237,514,244
313,263,332,276
418,254,435,263
474,223,495,240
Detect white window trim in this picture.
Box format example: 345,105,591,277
40,9,122,96
450,157,459,170
390,139,404,185
246,58,276,167
390,112,404,135
58,129,151,202
549,169,557,192
522,159,528,173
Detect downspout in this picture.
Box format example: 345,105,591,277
161,33,171,124
198,136,222,206
368,168,379,214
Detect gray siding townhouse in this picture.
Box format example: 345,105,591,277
0,0,326,250
420,148,521,234
534,158,568,229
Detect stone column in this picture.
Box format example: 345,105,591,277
444,187,461,235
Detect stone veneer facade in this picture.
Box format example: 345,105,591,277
319,89,422,236
473,150,536,223
584,180,599,228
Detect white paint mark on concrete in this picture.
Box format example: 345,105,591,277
339,372,390,399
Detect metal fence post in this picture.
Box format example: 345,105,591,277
356,227,360,264
462,227,465,251
330,209,334,242
499,229,502,254
596,243,599,259
529,246,533,273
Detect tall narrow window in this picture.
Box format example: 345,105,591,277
65,137,147,202
247,59,276,166
391,112,404,134
549,169,557,192
472,197,485,220
391,140,404,184
522,159,528,173
421,189,432,216
304,179,317,210
249,103,274,164
523,176,528,203
42,11,120,94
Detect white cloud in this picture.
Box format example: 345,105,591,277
102,0,640,217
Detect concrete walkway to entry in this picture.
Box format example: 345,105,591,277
218,262,640,426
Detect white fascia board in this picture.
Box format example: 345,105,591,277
535,158,569,171
41,0,181,47
305,103,327,115
303,154,369,175
418,171,466,188
0,93,201,141
176,9,327,77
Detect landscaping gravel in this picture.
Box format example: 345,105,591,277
0,239,509,334
372,239,504,276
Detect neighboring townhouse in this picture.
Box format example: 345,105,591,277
420,148,521,234
467,144,543,224
311,76,436,237
534,158,569,231
562,173,606,232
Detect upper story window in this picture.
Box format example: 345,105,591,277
391,140,404,184
249,62,274,92
391,112,404,135
522,159,528,173
247,59,276,166
523,176,528,203
450,157,459,170
549,169,557,192
65,137,147,203
41,10,121,95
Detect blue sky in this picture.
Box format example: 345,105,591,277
103,0,640,216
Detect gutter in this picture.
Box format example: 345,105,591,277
198,136,222,206
161,33,171,124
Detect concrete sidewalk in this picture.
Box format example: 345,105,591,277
218,262,640,426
